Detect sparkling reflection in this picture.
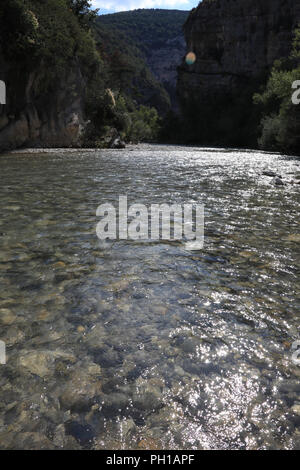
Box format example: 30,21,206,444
0,145,299,449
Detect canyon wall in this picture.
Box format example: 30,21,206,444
0,57,86,151
177,0,300,146
146,35,186,110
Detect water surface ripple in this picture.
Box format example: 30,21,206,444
0,145,299,449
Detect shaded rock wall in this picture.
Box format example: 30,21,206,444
146,35,186,110
177,0,300,145
0,56,86,151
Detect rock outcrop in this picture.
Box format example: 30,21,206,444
0,56,86,152
177,0,300,146
146,35,186,110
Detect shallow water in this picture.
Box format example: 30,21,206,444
0,144,299,450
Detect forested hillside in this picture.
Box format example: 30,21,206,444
1,2,187,150
95,9,188,110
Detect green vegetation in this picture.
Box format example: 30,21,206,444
83,89,160,146
0,0,100,78
128,104,160,143
66,0,99,27
174,24,300,153
254,26,300,154
94,9,188,114
85,8,189,145
97,9,188,57
0,1,163,146
0,0,104,128
2,3,299,152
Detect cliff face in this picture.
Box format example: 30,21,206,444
146,35,186,109
177,0,300,146
0,57,86,151
0,0,103,152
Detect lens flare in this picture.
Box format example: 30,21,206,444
185,52,196,65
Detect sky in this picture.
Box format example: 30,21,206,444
91,0,199,15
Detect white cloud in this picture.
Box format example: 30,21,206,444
91,0,191,13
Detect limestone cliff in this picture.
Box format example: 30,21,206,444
0,0,100,152
177,0,300,146
146,35,186,110
0,57,86,151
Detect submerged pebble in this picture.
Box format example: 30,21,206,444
0,145,299,449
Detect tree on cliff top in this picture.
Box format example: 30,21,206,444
66,0,99,27
254,25,300,153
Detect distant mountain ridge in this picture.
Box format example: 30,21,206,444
95,9,189,111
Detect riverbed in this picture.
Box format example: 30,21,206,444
0,145,299,449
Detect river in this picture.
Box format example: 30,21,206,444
0,144,299,449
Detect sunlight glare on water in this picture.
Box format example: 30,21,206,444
0,144,299,450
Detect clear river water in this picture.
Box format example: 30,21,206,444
0,145,299,450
